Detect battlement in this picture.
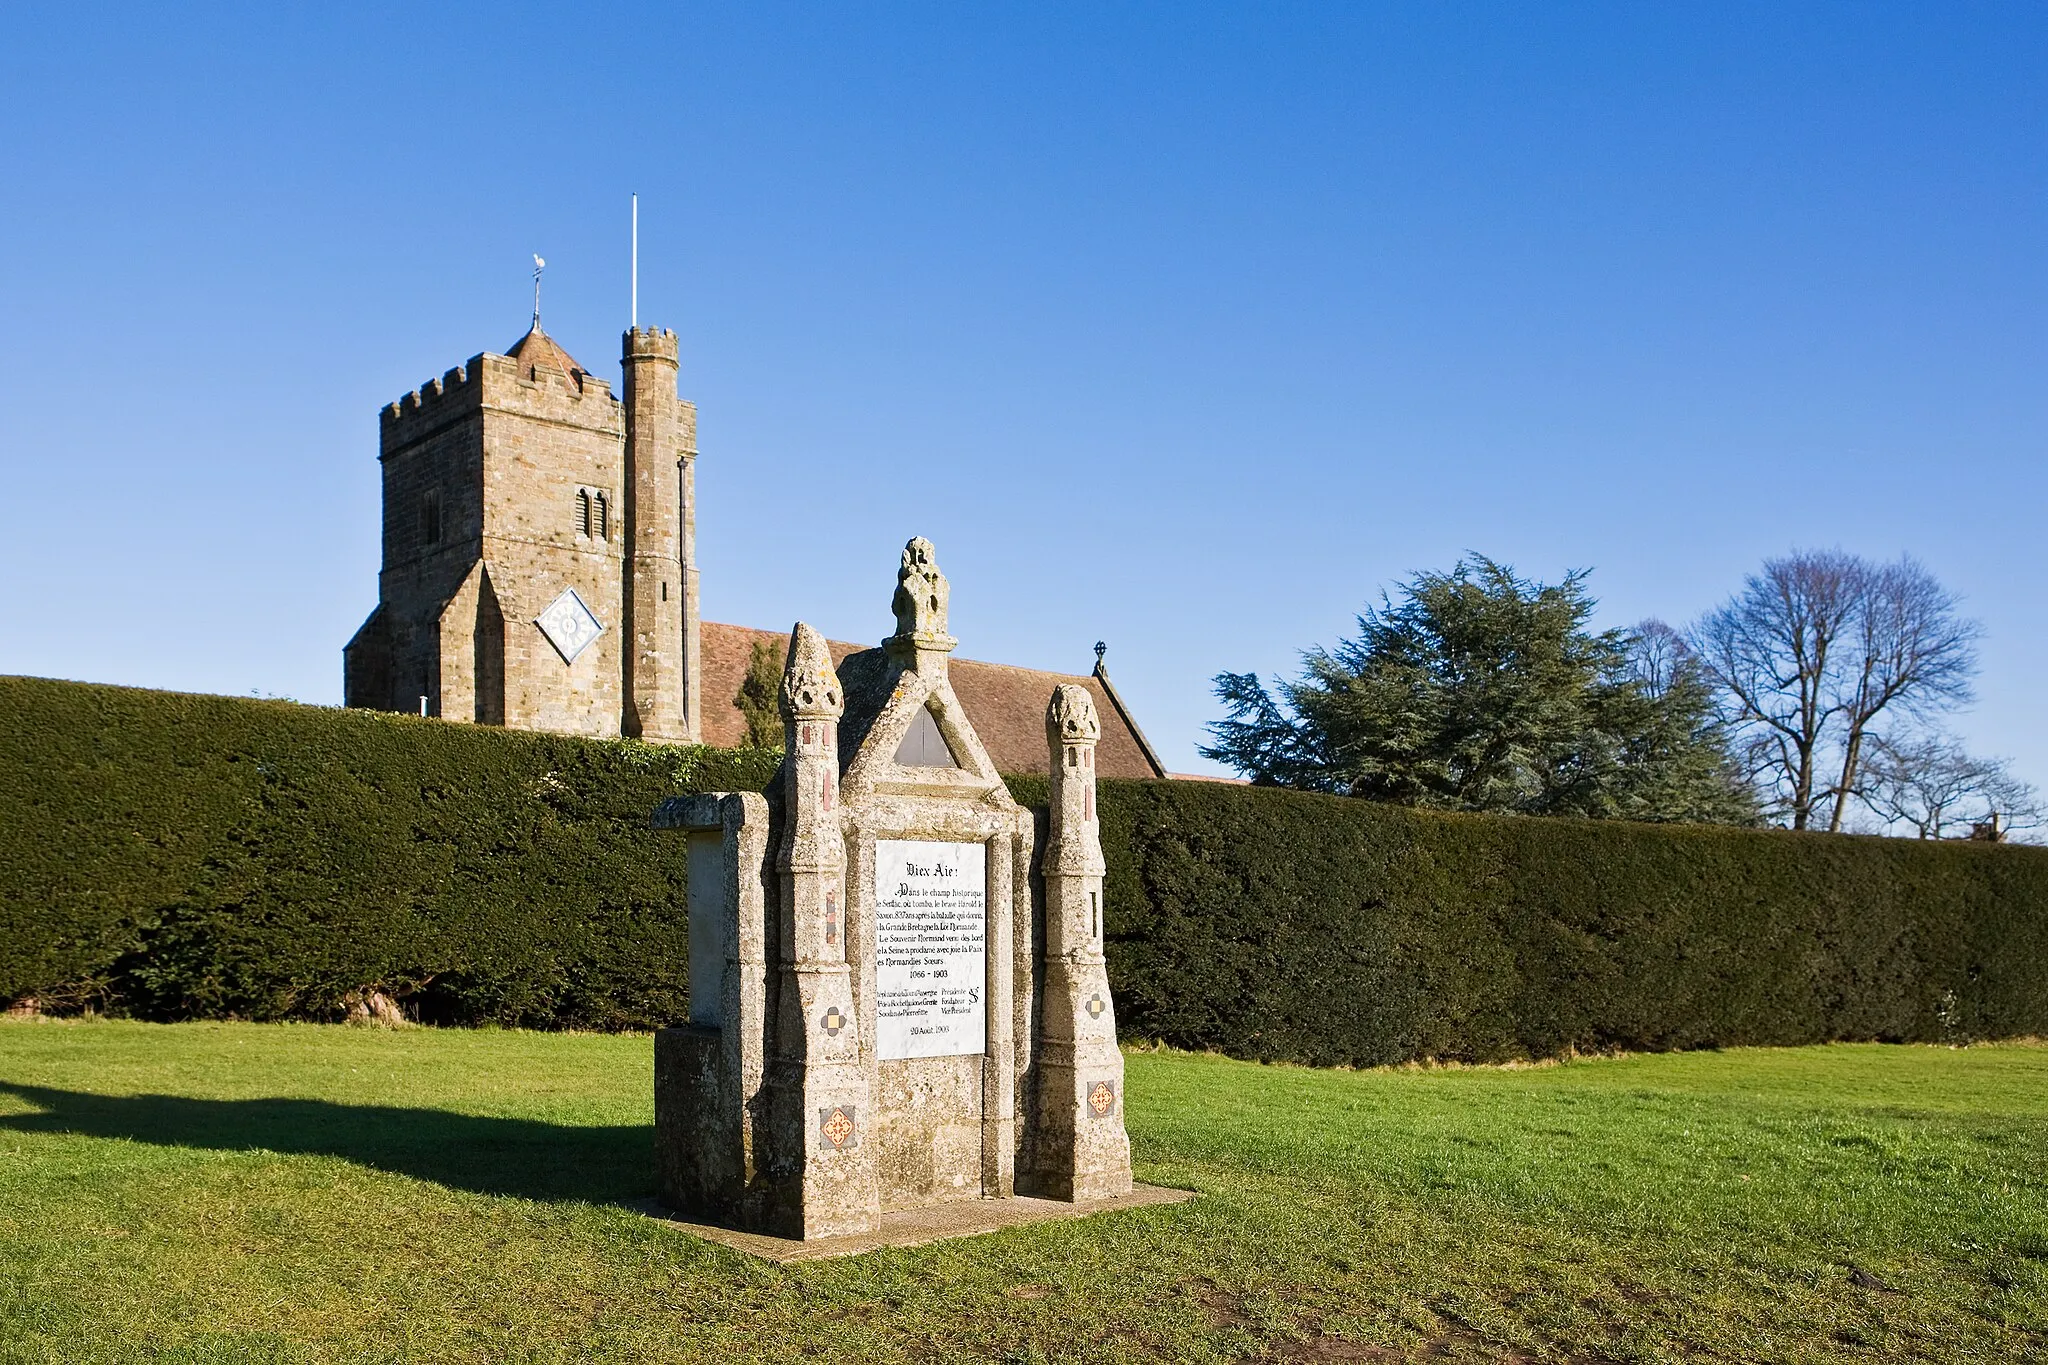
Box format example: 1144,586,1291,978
494,349,616,407
624,326,680,364
383,357,484,427
381,349,622,438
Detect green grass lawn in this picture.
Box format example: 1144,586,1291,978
0,1021,2042,1364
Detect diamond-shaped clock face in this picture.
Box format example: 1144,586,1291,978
535,588,603,663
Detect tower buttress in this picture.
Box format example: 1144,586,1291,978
621,327,691,741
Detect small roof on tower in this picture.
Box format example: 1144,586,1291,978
505,325,590,383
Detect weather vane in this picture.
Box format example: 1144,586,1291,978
531,254,546,330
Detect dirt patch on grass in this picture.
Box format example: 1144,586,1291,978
1192,1278,1256,1329
1248,1308,1560,1364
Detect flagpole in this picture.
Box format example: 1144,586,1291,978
631,193,638,329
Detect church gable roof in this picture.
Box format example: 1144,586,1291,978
698,621,1168,779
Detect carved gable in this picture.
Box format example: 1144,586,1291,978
837,543,1013,805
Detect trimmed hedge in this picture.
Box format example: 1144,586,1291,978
0,676,778,1028
6,677,2044,1059
1005,776,2048,1065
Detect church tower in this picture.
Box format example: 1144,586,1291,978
345,318,700,742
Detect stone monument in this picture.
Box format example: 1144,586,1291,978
654,537,1132,1239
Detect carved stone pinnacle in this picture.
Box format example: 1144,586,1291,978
890,536,951,643
780,622,843,720
1047,683,1101,745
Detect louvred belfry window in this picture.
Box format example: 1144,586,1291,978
574,488,611,541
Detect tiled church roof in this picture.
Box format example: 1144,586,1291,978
505,325,590,383
698,621,1167,779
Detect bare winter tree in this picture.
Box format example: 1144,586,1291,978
1625,618,1692,699
1856,732,2043,842
1690,551,1978,831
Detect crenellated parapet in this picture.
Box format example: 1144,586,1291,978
481,350,617,419
381,358,484,431
379,349,621,449
624,325,680,362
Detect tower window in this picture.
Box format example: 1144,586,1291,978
422,489,443,546
575,487,611,541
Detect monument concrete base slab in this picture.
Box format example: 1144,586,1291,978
633,1183,1194,1263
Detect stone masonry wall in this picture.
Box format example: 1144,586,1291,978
477,353,627,737
370,368,487,715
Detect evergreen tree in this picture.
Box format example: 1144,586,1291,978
733,639,784,749
1203,557,1756,823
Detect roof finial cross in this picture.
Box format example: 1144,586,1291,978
531,254,546,330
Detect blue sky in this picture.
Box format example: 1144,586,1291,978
2,3,2043,783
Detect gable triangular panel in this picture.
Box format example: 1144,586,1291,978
841,668,1008,800
894,705,960,768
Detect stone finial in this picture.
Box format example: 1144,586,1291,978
780,622,843,720
1047,683,1101,745
890,537,951,641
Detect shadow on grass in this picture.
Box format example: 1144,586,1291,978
0,1082,652,1205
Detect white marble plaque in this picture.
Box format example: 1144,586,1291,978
874,838,986,1060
